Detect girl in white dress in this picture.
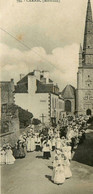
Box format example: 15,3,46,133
66,141,72,161
52,151,65,183
55,137,62,150
53,162,65,185
6,146,15,164
64,156,72,179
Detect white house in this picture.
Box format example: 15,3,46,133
15,70,65,124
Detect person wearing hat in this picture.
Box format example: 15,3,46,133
13,142,20,159
5,145,15,164
17,140,26,158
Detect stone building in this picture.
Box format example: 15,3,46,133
77,0,93,116
61,85,76,115
0,79,20,146
15,70,65,124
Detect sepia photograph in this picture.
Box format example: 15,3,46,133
0,0,93,194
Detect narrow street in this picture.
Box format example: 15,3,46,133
1,130,93,194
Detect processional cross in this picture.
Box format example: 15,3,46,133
40,113,46,124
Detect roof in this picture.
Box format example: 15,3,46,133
61,85,76,99
17,72,34,85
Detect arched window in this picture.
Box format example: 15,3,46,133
65,100,71,112
86,109,91,116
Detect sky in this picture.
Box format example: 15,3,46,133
0,0,93,90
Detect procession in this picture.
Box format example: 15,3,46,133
1,0,93,194
0,115,89,185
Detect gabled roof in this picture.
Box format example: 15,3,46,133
17,72,34,84
61,85,76,99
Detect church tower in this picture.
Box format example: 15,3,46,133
77,0,93,116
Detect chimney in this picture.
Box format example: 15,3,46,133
20,74,25,80
43,71,49,84
34,70,40,80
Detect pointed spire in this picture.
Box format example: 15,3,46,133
83,0,93,66
79,44,82,54
86,0,92,21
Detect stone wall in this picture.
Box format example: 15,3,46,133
0,130,20,147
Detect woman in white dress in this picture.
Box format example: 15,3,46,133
30,135,35,152
26,135,32,152
62,143,68,159
6,146,15,165
64,156,72,179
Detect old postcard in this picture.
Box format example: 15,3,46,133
0,0,93,194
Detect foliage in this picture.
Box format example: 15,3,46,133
7,104,33,128
18,107,33,128
32,118,41,125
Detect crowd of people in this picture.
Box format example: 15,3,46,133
0,115,89,185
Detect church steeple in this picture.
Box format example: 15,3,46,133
83,0,93,66
86,0,92,21
79,44,83,67
77,1,93,116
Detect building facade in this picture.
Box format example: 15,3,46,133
77,0,93,116
15,70,65,124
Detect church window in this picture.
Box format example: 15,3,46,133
65,100,71,112
52,97,54,109
88,84,90,87
88,75,90,78
2,104,7,113
55,98,56,108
